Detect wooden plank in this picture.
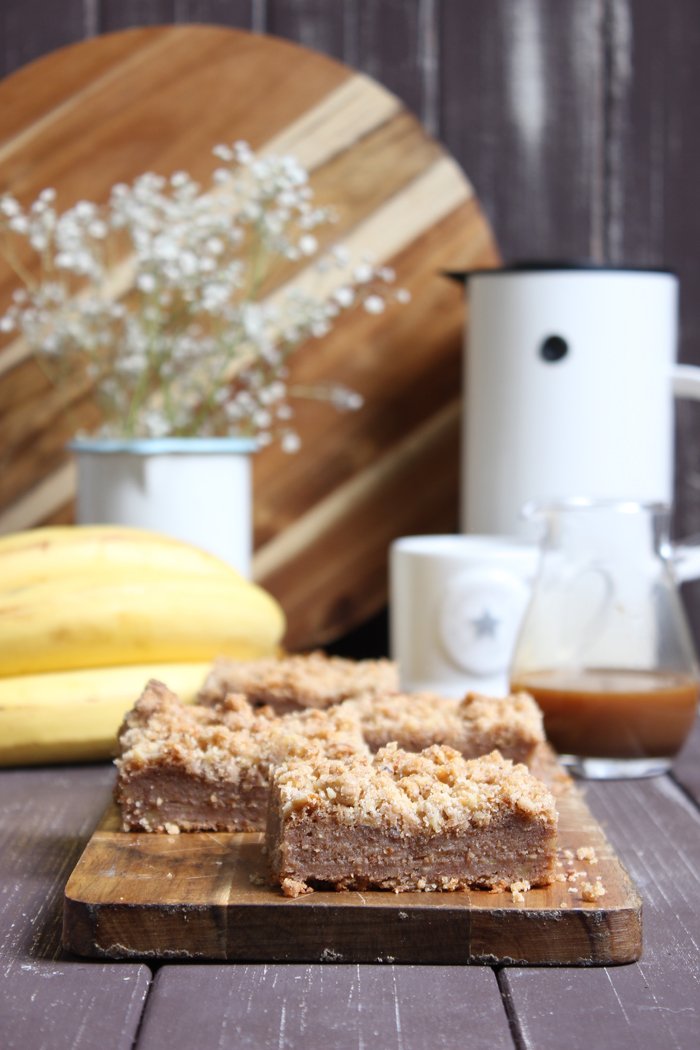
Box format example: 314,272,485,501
1,963,150,1050
0,764,117,960
135,964,515,1050
0,766,150,1050
355,0,437,131
267,0,347,59
173,1,259,27
100,1,177,30
672,713,700,807
439,0,605,262
63,751,641,965
268,0,439,134
502,774,700,1050
0,0,89,77
600,0,700,639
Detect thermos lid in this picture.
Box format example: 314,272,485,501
445,260,677,282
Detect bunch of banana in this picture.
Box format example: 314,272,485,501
0,525,286,765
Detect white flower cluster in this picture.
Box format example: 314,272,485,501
0,142,409,448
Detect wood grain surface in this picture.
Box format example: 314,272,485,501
0,23,499,650
0,764,150,1050
62,748,641,965
136,964,515,1050
4,728,700,1049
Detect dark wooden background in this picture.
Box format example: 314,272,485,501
3,0,700,651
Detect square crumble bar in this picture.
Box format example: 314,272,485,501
114,679,367,833
342,690,545,766
267,744,558,896
198,651,399,714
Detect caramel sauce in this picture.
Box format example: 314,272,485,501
510,668,699,759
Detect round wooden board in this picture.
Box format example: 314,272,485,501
0,24,500,650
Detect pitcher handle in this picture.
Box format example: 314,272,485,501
672,364,700,400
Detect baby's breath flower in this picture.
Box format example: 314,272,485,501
136,273,157,293
9,215,29,234
0,141,407,447
299,234,318,256
281,431,301,454
0,195,21,217
353,262,374,283
334,286,355,308
363,295,386,315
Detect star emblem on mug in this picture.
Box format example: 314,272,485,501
471,609,500,638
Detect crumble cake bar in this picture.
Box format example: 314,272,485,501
267,743,558,896
343,690,545,765
114,679,367,833
198,651,398,714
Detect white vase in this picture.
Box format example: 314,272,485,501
69,437,257,577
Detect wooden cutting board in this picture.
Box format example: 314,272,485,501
0,25,500,650
62,749,641,965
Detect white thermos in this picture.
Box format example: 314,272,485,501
457,264,700,537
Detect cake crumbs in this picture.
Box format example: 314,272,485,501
576,846,599,865
510,879,531,904
580,878,607,902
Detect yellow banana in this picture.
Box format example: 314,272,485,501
0,662,213,765
0,572,285,676
0,524,249,590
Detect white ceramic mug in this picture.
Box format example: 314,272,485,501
389,535,539,698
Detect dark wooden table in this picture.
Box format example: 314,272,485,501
2,724,699,1050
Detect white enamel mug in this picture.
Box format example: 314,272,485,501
389,535,539,698
70,437,256,577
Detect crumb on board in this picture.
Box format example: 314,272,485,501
576,846,599,865
580,878,606,902
510,879,531,904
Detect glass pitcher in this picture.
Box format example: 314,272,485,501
509,498,700,779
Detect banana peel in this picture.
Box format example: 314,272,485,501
0,662,214,766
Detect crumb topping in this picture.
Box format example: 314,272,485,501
457,691,544,744
342,690,544,754
272,743,557,833
198,651,398,709
116,679,367,784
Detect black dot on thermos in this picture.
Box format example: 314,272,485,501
540,334,569,363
